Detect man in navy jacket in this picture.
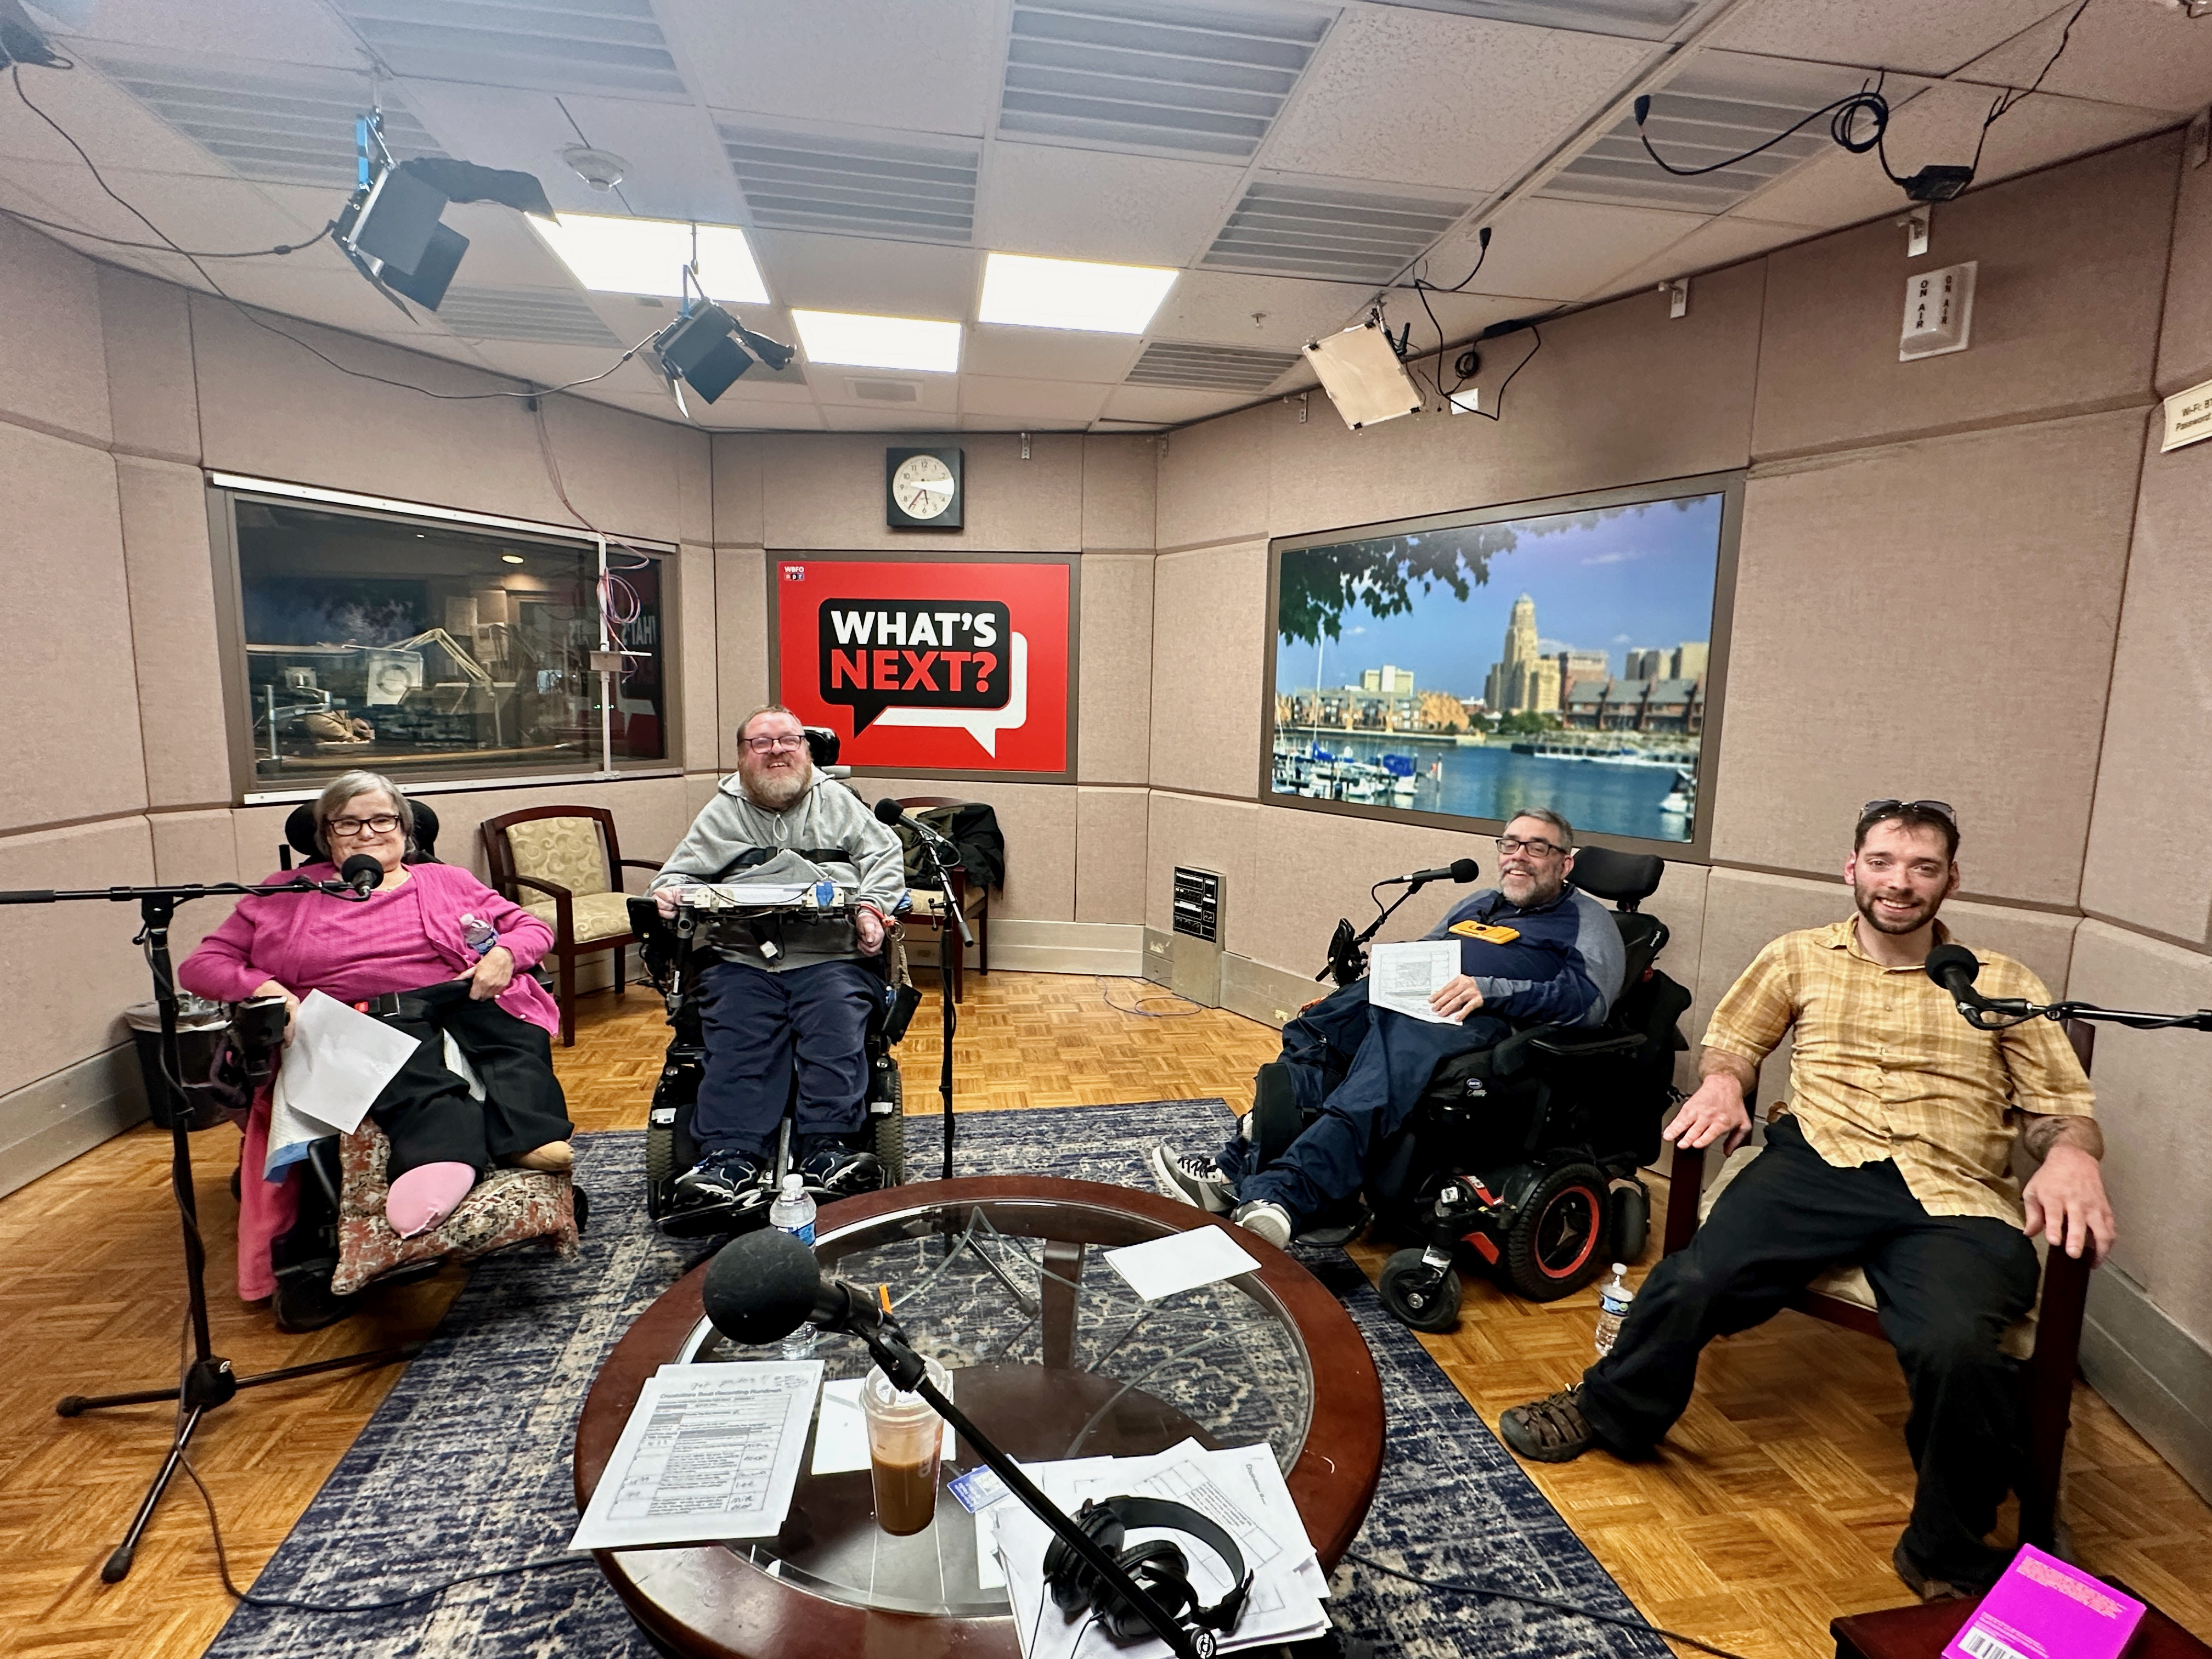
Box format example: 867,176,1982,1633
1150,809,1625,1246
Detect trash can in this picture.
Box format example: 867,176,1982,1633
124,996,233,1131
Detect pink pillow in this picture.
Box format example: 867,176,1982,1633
331,1120,580,1296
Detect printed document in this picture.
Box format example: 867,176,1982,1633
269,989,419,1138
1367,940,1462,1024
1104,1228,1263,1300
569,1361,821,1551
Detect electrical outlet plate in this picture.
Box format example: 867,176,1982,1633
1900,261,1974,361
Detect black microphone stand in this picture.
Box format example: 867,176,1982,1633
1317,876,1435,988
908,824,972,1181
0,878,420,1581
857,1317,1214,1659
1957,994,2212,1034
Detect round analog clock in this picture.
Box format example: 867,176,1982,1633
885,447,963,529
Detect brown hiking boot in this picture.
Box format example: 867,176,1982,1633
1498,1387,1601,1463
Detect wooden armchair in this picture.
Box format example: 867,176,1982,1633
481,805,662,1046
1659,1020,2096,1551
891,795,990,1003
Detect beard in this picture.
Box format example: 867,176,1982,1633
1853,880,1942,935
1500,868,1562,907
741,761,809,811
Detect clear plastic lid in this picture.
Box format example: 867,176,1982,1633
781,1172,805,1197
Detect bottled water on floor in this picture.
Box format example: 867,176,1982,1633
1594,1262,1634,1360
769,1174,819,1361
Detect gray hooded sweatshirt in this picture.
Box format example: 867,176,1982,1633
650,769,906,972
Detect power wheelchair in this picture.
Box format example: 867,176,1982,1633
1249,845,1691,1333
630,886,918,1240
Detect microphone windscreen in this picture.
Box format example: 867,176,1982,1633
1924,943,1980,985
1448,858,1480,883
703,1228,821,1346
339,854,383,890
873,798,905,826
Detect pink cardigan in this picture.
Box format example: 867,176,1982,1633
180,863,561,1303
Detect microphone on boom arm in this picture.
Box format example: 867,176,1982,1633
338,854,383,899
1391,857,1481,891
702,1227,889,1346
1925,943,2031,1026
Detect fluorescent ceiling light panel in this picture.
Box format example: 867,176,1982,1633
978,253,1177,335
791,311,963,373
532,213,767,303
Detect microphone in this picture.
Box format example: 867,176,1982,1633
1393,857,1481,890
702,1227,885,1346
1925,943,1992,1013
873,797,953,844
338,853,383,899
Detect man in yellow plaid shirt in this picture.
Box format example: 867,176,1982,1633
1499,800,2115,1600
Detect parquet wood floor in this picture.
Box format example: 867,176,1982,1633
3,972,2205,1659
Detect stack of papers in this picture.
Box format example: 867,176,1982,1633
980,1441,1329,1657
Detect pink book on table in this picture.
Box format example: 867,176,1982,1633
1942,1544,2145,1659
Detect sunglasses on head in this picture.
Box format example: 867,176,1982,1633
1860,798,1956,827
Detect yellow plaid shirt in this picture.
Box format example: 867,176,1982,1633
1702,918,2095,1226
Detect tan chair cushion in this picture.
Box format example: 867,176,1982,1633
523,889,634,946
1696,1139,2041,1360
505,815,610,899
910,886,986,920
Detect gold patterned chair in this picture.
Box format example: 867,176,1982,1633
481,805,663,1045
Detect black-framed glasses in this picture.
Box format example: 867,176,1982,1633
328,813,402,837
1859,798,1956,827
1496,835,1568,859
743,734,806,753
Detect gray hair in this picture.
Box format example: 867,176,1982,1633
736,703,801,746
1505,806,1575,849
312,770,416,860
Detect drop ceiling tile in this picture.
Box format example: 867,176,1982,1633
819,404,956,430
1203,175,1473,282
1259,8,1654,191
5,49,295,176
751,228,979,318
1144,268,1367,347
1100,382,1256,422
962,324,1147,382
716,118,979,244
658,0,999,136
1958,0,2212,115
327,0,693,101
1599,211,1812,294
454,337,669,391
1707,0,2060,77
52,1,367,70
960,374,1112,420
979,143,1245,266
1421,196,1709,299
815,371,959,411
1126,338,1304,391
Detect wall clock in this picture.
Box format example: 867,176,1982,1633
886,447,963,529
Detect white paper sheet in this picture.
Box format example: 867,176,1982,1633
1103,1228,1263,1301
809,1376,952,1475
568,1361,821,1551
1366,939,1463,1024
271,989,422,1136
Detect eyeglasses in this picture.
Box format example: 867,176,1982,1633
1496,835,1568,859
743,734,806,753
1860,798,1956,827
328,813,402,837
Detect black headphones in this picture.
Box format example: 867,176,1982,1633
1042,1496,1253,1654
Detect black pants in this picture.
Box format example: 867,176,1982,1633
367,981,573,1180
1578,1116,2039,1587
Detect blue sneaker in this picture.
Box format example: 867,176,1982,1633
797,1139,885,1198
673,1149,764,1209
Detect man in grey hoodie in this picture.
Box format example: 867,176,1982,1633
650,705,907,1205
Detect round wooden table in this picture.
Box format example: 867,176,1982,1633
574,1177,1386,1659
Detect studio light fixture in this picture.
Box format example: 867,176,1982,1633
337,114,557,314
1302,318,1423,430
532,212,767,303
978,252,1177,334
789,309,962,373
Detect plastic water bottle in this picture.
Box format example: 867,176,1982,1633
769,1174,819,1360
1594,1263,1634,1361
459,913,498,955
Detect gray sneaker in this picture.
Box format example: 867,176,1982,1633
1229,1199,1293,1249
1147,1142,1235,1214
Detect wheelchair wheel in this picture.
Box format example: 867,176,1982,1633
1503,1160,1610,1302
871,1064,905,1184
1379,1248,1462,1333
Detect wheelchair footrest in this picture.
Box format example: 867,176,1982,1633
657,1192,774,1240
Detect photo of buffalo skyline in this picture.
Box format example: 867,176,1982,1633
1269,492,1725,844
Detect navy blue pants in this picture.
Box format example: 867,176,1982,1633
694,958,878,1158
1578,1116,2039,1589
1222,979,1508,1226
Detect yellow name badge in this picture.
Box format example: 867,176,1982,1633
1449,921,1521,944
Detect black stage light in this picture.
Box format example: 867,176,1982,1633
735,324,796,372
381,220,469,309
654,302,754,403
349,162,449,276
336,115,552,315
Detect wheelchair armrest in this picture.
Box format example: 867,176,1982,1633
1486,1024,1560,1077
1528,1029,1650,1059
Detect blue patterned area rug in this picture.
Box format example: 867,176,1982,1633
205,1102,1666,1658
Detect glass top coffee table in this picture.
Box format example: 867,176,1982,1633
574,1177,1385,1659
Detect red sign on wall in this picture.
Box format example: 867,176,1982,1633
773,557,1073,775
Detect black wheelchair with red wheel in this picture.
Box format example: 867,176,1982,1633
1250,846,1691,1333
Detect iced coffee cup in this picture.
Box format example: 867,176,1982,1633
860,1358,951,1537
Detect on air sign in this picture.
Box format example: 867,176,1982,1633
773,556,1074,776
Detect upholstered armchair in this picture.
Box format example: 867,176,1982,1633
480,805,662,1045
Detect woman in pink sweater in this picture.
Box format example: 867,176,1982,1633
183,771,574,1239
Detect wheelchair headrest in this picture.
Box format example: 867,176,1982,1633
283,799,442,864
1571,845,1663,909
804,726,839,769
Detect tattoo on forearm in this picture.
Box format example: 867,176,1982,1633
2022,1115,2104,1160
